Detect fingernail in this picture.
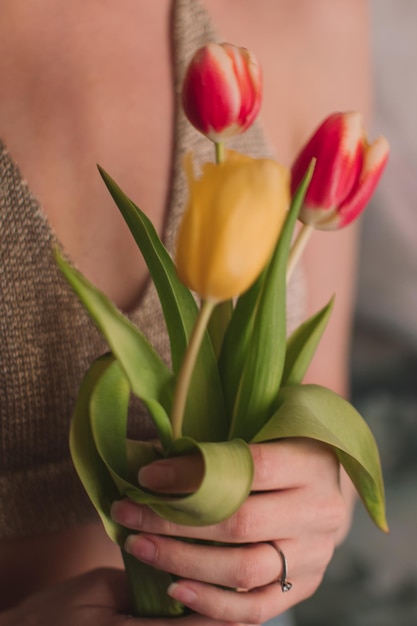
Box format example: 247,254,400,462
138,461,176,490
125,535,157,563
167,582,198,605
110,501,143,528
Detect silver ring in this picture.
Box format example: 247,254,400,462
268,543,293,593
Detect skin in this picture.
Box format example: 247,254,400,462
0,0,371,622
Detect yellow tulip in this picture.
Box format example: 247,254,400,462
176,151,290,302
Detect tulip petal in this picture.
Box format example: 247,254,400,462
176,151,289,302
337,135,390,228
292,111,389,230
182,44,239,137
223,43,262,131
182,43,262,141
292,113,362,212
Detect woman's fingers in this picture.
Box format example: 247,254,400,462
128,615,237,626
138,453,204,494
111,481,344,544
169,578,285,625
250,439,339,491
124,535,282,590
110,438,348,624
115,440,342,546
123,531,333,594
112,493,282,543
137,440,339,495
124,536,298,624
161,538,332,624
9,566,230,626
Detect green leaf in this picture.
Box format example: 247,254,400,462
281,297,334,386
125,439,163,483
219,267,266,417
89,358,254,526
69,354,124,543
97,166,196,374
88,359,166,499
71,357,182,617
98,167,228,442
56,249,174,449
89,358,132,490
122,549,183,618
73,356,250,618
146,436,254,526
228,163,315,441
252,384,388,532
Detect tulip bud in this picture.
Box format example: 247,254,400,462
182,42,262,142
176,151,290,302
291,112,389,230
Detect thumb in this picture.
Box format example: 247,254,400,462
138,453,204,494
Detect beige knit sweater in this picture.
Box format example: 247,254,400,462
0,0,305,539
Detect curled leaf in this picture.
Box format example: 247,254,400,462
69,354,123,543
252,384,388,532
89,358,254,526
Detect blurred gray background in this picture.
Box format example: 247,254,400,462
294,1,417,624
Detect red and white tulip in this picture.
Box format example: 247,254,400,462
182,42,262,142
291,112,389,230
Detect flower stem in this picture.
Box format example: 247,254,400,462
207,300,233,359
287,224,314,283
171,299,216,440
215,141,225,164
210,141,232,353
121,548,183,617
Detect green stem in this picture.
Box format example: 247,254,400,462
209,141,233,355
287,223,314,283
215,141,225,164
121,548,183,617
171,299,216,439
207,300,233,359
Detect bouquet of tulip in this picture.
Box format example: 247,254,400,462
56,42,389,617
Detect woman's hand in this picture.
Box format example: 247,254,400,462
1,567,225,626
111,439,355,624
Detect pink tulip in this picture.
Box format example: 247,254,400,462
291,112,389,230
182,42,262,142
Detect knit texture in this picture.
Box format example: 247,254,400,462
0,0,305,538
